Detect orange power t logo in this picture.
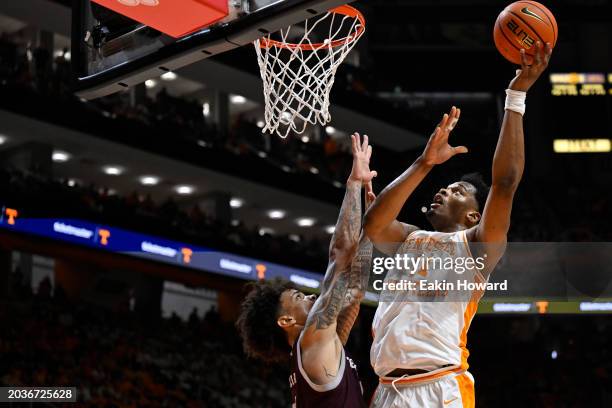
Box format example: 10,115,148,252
256,264,267,280
181,248,193,264
98,229,110,245
536,301,549,314
5,208,18,225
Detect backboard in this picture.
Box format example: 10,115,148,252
72,0,355,99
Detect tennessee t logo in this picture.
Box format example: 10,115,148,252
181,248,193,263
5,208,18,225
256,264,267,280
536,301,549,314
98,229,110,245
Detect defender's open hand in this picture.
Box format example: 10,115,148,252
422,106,467,166
349,133,377,184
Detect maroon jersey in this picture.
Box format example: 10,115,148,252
289,335,365,408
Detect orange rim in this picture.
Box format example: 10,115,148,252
258,5,365,51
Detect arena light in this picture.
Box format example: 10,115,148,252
103,166,124,176
325,225,335,234
52,150,71,162
325,126,336,135
229,198,244,208
259,227,274,236
0,135,7,145
161,71,177,81
301,135,310,143
296,217,315,227
175,185,194,195
256,120,265,128
309,167,319,174
230,94,247,104
139,176,160,186
202,102,210,117
267,209,286,219
53,49,70,61
553,139,611,153
145,79,157,88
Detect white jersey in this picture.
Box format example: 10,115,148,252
371,229,487,377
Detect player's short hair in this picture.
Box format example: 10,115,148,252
236,278,296,363
460,173,490,212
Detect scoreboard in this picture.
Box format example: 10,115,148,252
550,73,611,97
547,72,612,146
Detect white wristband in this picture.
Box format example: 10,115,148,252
505,89,526,116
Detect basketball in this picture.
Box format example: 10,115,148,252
494,1,557,64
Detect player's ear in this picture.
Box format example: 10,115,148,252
277,315,296,329
466,210,481,226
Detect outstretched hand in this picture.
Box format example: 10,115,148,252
348,133,378,184
422,106,468,166
509,41,552,92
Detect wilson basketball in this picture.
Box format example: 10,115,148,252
494,1,557,64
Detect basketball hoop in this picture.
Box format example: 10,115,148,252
254,5,365,138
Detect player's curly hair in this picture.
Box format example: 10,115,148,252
461,172,490,212
236,278,296,364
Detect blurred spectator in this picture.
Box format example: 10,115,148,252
0,292,289,407
0,282,610,407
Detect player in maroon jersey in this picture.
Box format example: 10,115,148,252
237,133,376,407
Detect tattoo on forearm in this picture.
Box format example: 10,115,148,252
336,237,373,344
307,182,368,336
351,237,373,292
309,267,350,330
329,182,362,261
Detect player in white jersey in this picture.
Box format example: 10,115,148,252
363,43,552,407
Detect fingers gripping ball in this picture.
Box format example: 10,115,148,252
494,1,557,65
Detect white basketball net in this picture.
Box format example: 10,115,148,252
254,7,365,138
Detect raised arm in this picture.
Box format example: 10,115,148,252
473,42,551,252
301,133,376,384
335,183,376,345
364,107,467,249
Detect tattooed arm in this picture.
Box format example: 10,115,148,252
335,183,376,346
335,235,372,345
300,134,376,385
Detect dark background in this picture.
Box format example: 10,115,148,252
0,0,611,406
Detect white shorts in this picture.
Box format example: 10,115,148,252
370,370,475,408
